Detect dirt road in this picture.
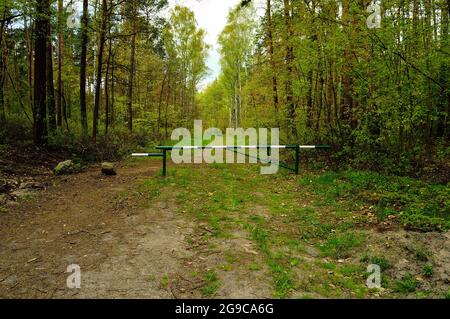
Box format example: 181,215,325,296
0,161,272,298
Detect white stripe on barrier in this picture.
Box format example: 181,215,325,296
132,153,151,157
134,146,318,153
160,145,291,149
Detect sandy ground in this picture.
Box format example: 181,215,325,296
0,161,272,298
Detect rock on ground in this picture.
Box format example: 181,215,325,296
101,162,117,176
54,160,75,175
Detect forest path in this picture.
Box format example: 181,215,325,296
0,160,272,298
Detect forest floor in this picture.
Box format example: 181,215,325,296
0,157,449,299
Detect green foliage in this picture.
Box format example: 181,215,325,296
198,0,449,177
414,247,430,262
269,260,295,298
394,274,418,293
421,265,434,278
369,256,392,271
162,5,209,127
134,162,448,298
160,274,169,288
319,232,365,259
47,125,153,163
249,263,261,271
201,270,221,297
300,170,450,232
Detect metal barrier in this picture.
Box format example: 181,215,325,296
132,145,331,176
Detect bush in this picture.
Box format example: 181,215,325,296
47,125,156,163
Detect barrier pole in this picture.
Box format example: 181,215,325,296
162,150,167,177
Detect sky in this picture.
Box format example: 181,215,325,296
168,0,244,88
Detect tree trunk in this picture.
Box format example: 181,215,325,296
306,69,313,129
441,0,450,137
0,19,6,123
24,16,33,111
33,0,49,145
80,0,89,137
93,0,108,140
127,0,137,132
56,0,63,127
316,71,324,135
340,0,354,134
105,37,112,135
65,82,71,119
111,51,115,124
46,24,56,132
157,70,167,135
266,0,278,114
283,0,296,138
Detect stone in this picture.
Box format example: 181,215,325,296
101,162,116,176
54,160,75,175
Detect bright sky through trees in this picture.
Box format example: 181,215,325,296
168,0,258,88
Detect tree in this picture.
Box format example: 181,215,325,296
0,12,6,124
218,4,255,128
282,0,296,138
265,0,278,114
80,0,89,137
46,23,56,132
56,0,63,127
93,0,108,140
127,0,137,132
163,5,209,125
33,0,50,145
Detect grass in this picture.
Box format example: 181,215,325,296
160,274,169,288
414,246,430,262
319,232,365,259
138,162,447,298
394,273,418,293
421,265,434,278
201,270,221,297
360,255,392,271
249,263,262,271
299,170,450,232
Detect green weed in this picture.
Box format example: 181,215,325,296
394,273,418,293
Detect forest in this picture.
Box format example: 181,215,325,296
0,0,448,175
0,0,449,299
